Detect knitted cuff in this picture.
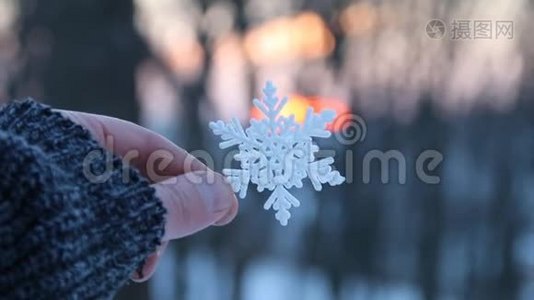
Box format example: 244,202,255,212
0,99,166,299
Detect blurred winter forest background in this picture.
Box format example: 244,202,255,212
1,0,533,299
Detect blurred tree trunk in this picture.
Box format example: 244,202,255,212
14,0,149,299
13,0,147,121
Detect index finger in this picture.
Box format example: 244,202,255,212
59,110,207,180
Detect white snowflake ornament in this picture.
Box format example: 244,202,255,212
209,81,345,226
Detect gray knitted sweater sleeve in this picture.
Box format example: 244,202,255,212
0,99,166,299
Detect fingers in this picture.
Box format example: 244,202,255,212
130,241,168,283
153,171,238,241
60,111,239,282
131,171,238,282
59,110,206,180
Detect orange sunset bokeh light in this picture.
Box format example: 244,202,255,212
250,95,351,133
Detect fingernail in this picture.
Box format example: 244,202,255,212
194,172,234,221
213,201,237,226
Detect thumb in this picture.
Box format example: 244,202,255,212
154,170,238,241
131,171,238,282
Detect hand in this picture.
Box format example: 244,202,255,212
59,110,239,282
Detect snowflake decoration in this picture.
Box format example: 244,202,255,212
209,81,345,225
